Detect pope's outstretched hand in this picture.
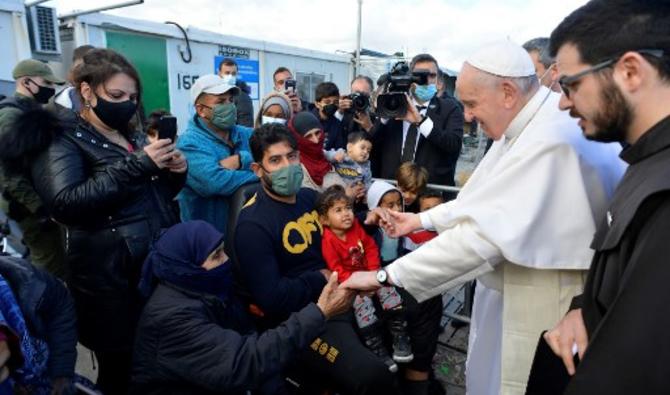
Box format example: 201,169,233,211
383,210,422,238
340,271,382,292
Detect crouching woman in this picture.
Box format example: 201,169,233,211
131,220,353,395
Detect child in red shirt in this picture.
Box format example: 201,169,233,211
317,185,413,373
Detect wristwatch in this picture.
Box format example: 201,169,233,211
376,269,389,286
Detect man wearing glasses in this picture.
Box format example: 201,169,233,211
542,1,670,393
341,40,626,395
370,53,464,187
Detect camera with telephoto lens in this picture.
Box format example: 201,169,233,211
376,61,430,118
345,92,370,113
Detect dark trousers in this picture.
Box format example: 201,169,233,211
400,289,443,372
382,258,443,373
95,350,132,395
293,312,401,395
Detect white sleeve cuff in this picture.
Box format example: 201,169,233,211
390,220,502,302
386,264,404,288
418,117,434,138
420,212,435,231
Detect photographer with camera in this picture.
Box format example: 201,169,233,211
371,54,464,187
336,76,375,140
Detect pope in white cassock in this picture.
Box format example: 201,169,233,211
342,41,626,395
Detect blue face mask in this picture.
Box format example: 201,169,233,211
414,84,437,102
221,74,237,86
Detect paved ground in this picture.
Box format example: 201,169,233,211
433,285,469,394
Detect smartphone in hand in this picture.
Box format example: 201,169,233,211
284,79,297,94
157,115,178,142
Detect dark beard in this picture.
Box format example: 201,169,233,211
585,76,632,143
260,172,273,191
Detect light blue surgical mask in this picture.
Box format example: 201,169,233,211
221,74,237,86
414,83,437,103
262,116,287,125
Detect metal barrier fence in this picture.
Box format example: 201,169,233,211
373,178,471,325
372,178,462,193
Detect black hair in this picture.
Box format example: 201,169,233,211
347,131,371,144
410,53,439,71
273,67,292,82
351,75,374,91
523,37,553,68
549,0,670,81
419,189,444,202
315,185,352,217
219,58,238,71
250,123,297,163
73,48,142,135
73,48,142,104
315,82,340,102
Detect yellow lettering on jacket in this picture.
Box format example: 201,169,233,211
336,167,361,178
282,210,323,254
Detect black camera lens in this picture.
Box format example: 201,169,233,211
387,95,402,111
352,94,369,111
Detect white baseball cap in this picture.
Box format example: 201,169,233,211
191,74,240,103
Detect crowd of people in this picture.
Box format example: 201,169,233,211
0,0,668,394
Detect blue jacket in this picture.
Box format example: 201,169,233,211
177,116,257,233
0,255,77,388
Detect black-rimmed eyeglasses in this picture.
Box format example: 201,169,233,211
558,49,664,99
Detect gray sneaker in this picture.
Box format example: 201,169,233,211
392,332,414,363
361,325,398,372
388,315,414,363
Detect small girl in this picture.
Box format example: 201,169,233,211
317,185,413,373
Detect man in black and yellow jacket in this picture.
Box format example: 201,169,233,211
235,123,401,395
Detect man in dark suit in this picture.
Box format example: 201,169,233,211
371,54,464,187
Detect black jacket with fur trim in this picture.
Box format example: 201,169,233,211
0,94,60,219
31,115,185,352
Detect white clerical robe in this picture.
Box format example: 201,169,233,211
386,87,626,395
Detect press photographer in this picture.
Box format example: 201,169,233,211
336,75,375,138
370,54,464,187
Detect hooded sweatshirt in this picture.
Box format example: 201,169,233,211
367,181,404,263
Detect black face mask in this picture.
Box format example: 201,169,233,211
322,103,338,118
92,94,137,132
25,79,55,104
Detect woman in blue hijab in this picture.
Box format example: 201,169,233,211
131,220,352,395
138,220,233,304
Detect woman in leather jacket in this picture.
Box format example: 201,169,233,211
31,48,187,394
